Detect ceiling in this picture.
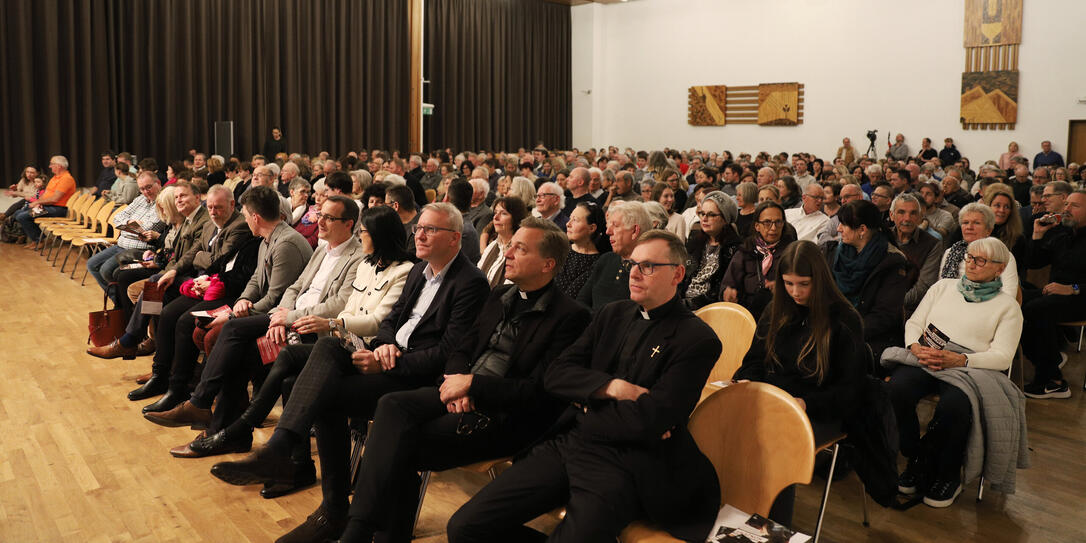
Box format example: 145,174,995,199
544,0,629,6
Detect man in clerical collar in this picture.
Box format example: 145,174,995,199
448,230,724,542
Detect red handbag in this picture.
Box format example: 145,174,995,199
88,289,125,347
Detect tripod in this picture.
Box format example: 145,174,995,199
865,139,877,158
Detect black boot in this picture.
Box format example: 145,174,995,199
127,374,168,401
261,459,317,499
142,388,187,414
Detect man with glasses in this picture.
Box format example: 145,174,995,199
269,218,590,542
151,195,365,453
785,183,830,242
448,230,723,542
209,202,489,517
1042,180,1071,215
1022,191,1086,399
817,183,864,244
533,181,569,230
85,171,165,303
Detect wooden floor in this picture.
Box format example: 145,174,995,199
0,241,1083,543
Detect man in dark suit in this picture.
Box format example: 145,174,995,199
208,203,489,499
448,230,723,543
269,218,591,542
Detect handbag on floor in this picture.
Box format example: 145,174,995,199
88,287,125,347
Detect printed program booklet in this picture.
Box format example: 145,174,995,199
707,505,810,543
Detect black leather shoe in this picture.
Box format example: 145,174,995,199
180,429,253,458
274,505,347,543
261,459,317,499
142,389,187,414
211,446,295,487
128,375,168,401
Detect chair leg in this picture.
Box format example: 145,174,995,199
1078,326,1083,352
69,246,87,279
59,244,77,273
413,471,432,535
348,428,367,488
977,476,985,502
813,443,839,543
860,482,869,527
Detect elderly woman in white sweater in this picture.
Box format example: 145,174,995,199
889,237,1023,509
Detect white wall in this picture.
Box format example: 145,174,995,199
571,0,1086,165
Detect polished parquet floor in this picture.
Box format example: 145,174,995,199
0,241,1083,542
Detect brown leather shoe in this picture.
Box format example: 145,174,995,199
87,339,138,360
135,372,152,385
144,400,211,429
136,337,156,357
170,432,206,458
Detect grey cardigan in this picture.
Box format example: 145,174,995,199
239,221,314,314
881,348,1030,494
279,235,366,324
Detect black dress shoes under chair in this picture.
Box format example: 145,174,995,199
170,429,254,458
211,446,296,487
128,375,168,401
260,459,317,499
141,388,188,414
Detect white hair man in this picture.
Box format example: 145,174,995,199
533,181,568,230
463,178,493,234
784,183,830,242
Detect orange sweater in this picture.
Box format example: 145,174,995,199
42,171,77,207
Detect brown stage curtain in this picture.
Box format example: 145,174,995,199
1,0,409,188
424,0,571,152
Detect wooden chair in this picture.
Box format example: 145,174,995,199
413,457,510,534
620,382,816,542
41,197,107,259
694,302,757,401
53,203,115,269
68,204,127,280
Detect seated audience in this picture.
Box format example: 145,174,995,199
464,179,493,234
507,176,536,210
478,196,529,288
446,230,722,542
887,238,1023,508
722,201,796,321
533,181,569,231
86,172,166,306
209,203,489,512
982,183,1028,277
917,181,957,238
577,201,652,312
651,181,688,242
555,201,608,299
294,179,326,248
734,181,758,237
682,191,741,310
445,180,482,263
148,196,365,450
105,164,140,204
1021,190,1086,399
16,155,78,248
939,203,1018,298
287,178,312,225
777,175,802,209
822,200,910,360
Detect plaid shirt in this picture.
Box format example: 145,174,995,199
112,195,163,250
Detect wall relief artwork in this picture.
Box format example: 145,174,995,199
960,70,1019,124
757,83,800,126
688,85,728,126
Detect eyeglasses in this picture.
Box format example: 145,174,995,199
696,211,723,219
456,412,491,435
535,193,559,200
804,194,825,200
756,219,784,228
964,254,1002,267
623,259,679,276
412,224,458,236
315,213,349,223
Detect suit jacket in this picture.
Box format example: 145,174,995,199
279,236,366,324
542,296,723,539
177,210,253,275
340,259,415,340
239,221,315,314
372,251,489,383
444,283,590,442
164,206,210,273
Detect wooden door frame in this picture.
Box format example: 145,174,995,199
1067,119,1086,165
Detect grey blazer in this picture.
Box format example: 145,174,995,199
279,235,366,324
164,206,210,273
239,221,314,314
179,210,253,274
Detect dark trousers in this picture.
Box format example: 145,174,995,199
239,343,317,430
14,205,65,241
1021,288,1086,383
115,267,165,318
189,314,271,432
447,431,642,543
343,387,524,542
888,365,972,481
151,296,232,391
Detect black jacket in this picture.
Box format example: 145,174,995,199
373,251,490,383
444,282,591,444
822,240,912,362
542,296,724,540
1029,224,1086,285
681,226,742,310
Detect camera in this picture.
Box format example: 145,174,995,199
866,130,878,143
1038,214,1061,226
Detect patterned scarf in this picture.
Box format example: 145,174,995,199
958,275,1003,302
940,240,968,279
754,237,778,277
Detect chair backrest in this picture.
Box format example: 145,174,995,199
106,204,127,239
689,382,815,517
694,302,757,384
83,198,110,226
69,192,93,215
93,203,117,233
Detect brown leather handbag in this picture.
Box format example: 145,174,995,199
88,287,125,347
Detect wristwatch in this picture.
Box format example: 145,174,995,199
328,318,337,330
1073,284,1080,295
